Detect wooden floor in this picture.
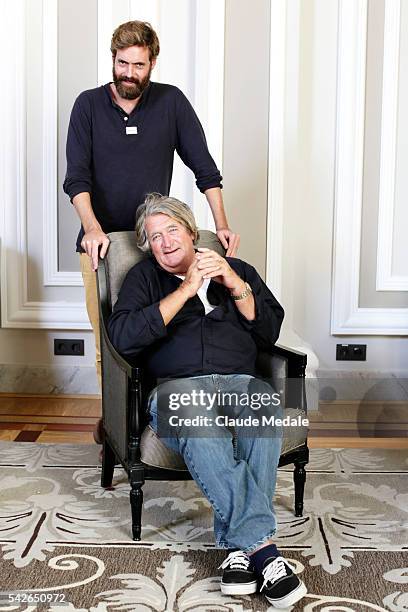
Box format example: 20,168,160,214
0,394,407,449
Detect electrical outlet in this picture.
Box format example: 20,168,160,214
336,344,366,361
54,339,85,356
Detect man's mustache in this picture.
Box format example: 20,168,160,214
118,76,139,84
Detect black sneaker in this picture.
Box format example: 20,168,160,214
219,550,258,595
260,556,307,608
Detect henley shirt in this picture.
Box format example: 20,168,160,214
108,256,284,380
63,82,222,251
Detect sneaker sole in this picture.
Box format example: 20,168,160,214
221,580,258,595
265,580,307,608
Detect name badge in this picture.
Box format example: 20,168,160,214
126,126,138,135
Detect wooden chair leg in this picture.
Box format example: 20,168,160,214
130,483,143,541
293,460,307,517
101,439,115,488
129,466,145,541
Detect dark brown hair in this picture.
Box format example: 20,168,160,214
110,21,160,61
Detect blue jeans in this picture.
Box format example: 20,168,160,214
148,374,283,552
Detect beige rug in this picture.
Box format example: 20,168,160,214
0,442,407,610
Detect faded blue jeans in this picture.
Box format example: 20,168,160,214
148,374,283,552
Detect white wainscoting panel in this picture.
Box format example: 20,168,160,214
331,0,408,334
1,0,90,328
42,0,82,287
376,0,408,291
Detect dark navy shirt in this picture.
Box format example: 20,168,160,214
63,82,222,251
108,257,284,379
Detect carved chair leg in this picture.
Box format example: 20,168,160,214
130,482,144,541
129,465,145,541
101,439,115,488
293,460,307,517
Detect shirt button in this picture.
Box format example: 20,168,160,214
124,116,128,121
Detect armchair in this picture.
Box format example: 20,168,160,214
97,231,309,541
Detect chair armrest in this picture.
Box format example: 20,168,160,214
97,260,140,382
256,346,307,413
273,345,307,378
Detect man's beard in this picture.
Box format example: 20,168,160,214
113,67,152,100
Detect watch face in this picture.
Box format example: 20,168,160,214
232,282,252,300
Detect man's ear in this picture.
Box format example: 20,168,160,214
151,57,157,70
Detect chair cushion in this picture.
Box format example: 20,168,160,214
140,407,308,470
107,230,225,308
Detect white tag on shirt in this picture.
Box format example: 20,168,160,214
126,126,138,135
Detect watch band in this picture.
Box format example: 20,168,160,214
231,282,253,301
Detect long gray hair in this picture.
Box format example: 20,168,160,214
135,193,199,252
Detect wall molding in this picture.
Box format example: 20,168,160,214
331,0,408,334
42,0,82,287
266,0,287,300
376,0,408,291
0,0,89,329
191,0,225,231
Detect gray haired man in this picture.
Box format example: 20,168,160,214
108,194,307,607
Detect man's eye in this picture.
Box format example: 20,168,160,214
169,228,178,233
152,235,160,241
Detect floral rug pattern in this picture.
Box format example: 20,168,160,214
0,442,407,611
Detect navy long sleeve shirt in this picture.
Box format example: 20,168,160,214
108,256,284,379
63,82,222,251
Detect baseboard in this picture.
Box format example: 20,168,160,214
314,369,408,402
0,364,100,395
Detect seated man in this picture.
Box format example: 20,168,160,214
108,193,307,608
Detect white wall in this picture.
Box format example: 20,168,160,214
0,0,225,379
277,0,408,372
0,0,407,389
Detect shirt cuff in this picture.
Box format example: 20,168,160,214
66,184,92,203
142,302,167,339
196,177,223,193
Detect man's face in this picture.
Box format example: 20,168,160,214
145,214,196,274
112,45,156,100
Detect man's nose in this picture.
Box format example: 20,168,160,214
126,64,135,78
162,233,172,249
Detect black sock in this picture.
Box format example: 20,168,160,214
250,543,279,574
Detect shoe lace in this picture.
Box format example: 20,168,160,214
260,556,289,592
218,550,250,571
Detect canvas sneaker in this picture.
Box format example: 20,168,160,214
219,550,258,595
260,555,307,608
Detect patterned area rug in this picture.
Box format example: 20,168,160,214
0,442,407,611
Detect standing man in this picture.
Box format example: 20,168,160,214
63,20,239,389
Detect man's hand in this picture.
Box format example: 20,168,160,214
216,228,240,257
195,248,245,293
81,229,110,271
196,247,255,320
179,257,213,299
203,187,240,256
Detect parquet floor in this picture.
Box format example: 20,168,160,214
0,394,407,449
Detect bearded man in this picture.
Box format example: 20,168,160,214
63,20,238,389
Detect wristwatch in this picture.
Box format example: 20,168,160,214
231,282,253,301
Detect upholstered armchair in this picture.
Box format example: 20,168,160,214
97,231,309,540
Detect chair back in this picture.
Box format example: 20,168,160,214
96,230,308,472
